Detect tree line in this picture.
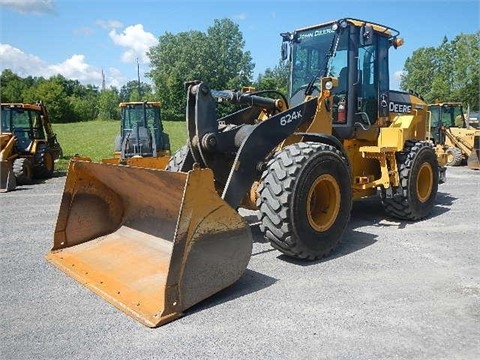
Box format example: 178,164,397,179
401,31,479,111
0,19,477,123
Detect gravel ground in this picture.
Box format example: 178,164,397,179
1,166,479,360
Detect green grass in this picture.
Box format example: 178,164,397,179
53,120,188,172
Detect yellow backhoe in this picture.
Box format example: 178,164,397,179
46,18,445,327
428,102,480,170
1,102,62,192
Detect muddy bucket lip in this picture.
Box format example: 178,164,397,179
46,225,180,328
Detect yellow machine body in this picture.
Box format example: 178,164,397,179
428,102,480,169
46,18,444,328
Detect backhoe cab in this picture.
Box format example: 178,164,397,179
101,101,171,168
1,102,62,192
47,18,445,327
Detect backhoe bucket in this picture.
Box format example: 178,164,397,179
46,160,252,327
467,135,480,170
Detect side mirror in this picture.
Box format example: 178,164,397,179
360,25,374,46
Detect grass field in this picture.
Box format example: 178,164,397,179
53,120,188,171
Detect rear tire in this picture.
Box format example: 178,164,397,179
382,141,438,220
13,158,33,185
445,146,463,166
33,143,54,178
257,142,352,260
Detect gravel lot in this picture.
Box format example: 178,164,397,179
1,166,479,360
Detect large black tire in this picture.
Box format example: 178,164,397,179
13,157,33,185
445,146,463,166
257,142,352,260
166,144,193,172
33,143,54,178
382,141,439,221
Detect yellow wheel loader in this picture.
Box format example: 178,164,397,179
1,102,62,192
46,18,445,327
101,101,171,168
428,102,480,169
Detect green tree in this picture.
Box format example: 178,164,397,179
255,60,289,94
147,18,254,119
401,32,480,110
97,88,120,120
148,31,208,119
119,80,154,102
204,18,253,90
23,76,74,123
0,69,29,102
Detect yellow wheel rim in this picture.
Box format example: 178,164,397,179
447,152,454,164
306,174,340,232
416,162,433,203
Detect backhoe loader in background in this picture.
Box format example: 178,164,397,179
428,102,480,169
46,18,445,327
1,102,62,192
101,101,171,168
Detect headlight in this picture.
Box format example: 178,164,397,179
324,81,333,90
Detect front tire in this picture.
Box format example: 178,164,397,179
382,141,438,220
445,146,463,166
13,158,33,185
257,142,352,260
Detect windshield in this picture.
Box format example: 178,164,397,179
122,105,160,129
1,106,44,138
290,24,348,98
429,104,465,128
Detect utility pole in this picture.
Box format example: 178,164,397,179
136,57,142,99
101,69,106,91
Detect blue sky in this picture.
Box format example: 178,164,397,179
0,0,478,90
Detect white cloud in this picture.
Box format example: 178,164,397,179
0,44,119,87
50,54,103,84
0,44,47,76
96,19,124,30
394,70,405,81
232,12,247,21
74,27,95,36
0,0,55,14
108,24,158,64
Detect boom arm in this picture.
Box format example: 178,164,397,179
444,128,473,155
185,81,318,208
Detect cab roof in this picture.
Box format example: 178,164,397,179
294,18,399,39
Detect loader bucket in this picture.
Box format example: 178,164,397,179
46,160,252,327
467,135,480,170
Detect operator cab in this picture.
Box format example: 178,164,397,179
428,102,466,145
283,18,402,139
1,104,46,152
117,102,170,158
